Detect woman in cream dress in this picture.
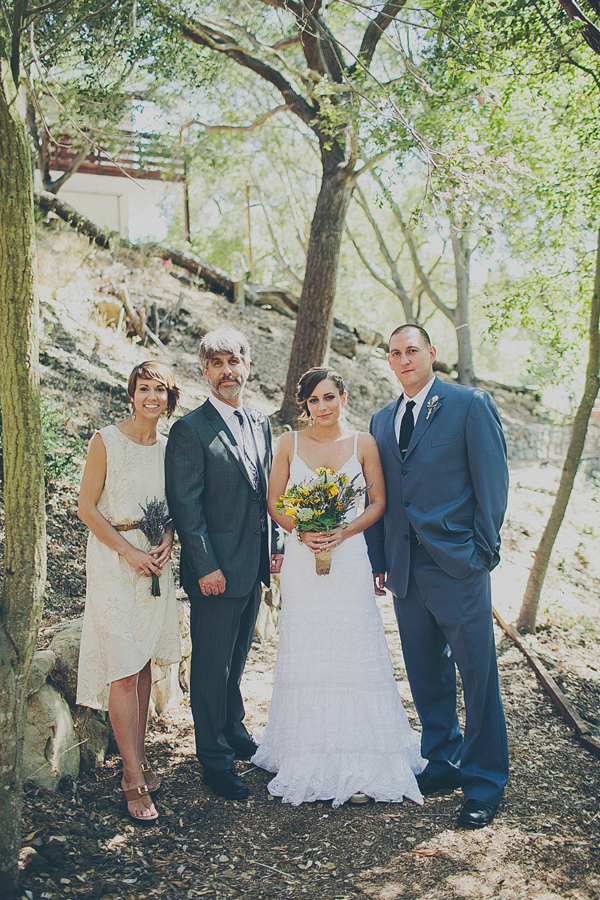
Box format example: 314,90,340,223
77,361,182,822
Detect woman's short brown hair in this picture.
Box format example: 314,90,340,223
127,361,180,418
295,366,346,418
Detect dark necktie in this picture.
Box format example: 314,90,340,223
398,400,416,458
233,410,259,491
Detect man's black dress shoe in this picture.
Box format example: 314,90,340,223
416,770,461,796
203,768,249,801
457,799,498,828
232,739,259,760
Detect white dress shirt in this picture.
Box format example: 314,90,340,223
208,393,259,476
394,376,436,444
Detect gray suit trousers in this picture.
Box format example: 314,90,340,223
188,578,262,772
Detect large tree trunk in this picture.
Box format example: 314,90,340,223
450,228,476,387
516,227,600,634
0,61,47,896
279,160,355,423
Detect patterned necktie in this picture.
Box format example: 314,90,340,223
398,400,416,458
234,410,260,491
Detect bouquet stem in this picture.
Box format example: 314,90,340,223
151,571,161,596
315,549,331,576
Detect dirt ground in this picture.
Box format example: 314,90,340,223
10,224,600,899
19,582,600,900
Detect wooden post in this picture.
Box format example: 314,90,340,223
246,182,253,283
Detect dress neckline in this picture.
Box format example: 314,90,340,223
293,431,359,474
112,423,162,448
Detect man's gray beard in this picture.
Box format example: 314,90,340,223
215,379,244,400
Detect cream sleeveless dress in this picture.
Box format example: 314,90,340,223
251,432,425,807
77,425,182,710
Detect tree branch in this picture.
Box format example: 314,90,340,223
370,169,455,320
178,104,289,141
358,1,409,69
167,8,316,128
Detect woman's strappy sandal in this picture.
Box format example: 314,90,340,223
123,784,159,823
141,762,161,793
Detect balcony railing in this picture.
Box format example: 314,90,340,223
48,131,185,182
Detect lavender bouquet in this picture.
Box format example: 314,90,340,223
139,497,171,596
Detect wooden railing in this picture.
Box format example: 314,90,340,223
48,131,185,182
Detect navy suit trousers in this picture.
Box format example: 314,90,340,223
394,544,509,806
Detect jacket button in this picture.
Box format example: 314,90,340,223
254,529,260,535
404,534,409,541
402,469,407,475
404,501,409,507
253,496,258,502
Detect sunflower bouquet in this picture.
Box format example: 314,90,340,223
276,468,369,575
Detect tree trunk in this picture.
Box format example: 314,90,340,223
516,227,600,634
279,161,355,423
450,228,476,386
0,61,47,897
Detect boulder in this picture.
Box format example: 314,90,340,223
355,326,384,347
48,619,83,707
24,682,80,790
27,650,57,697
330,327,358,359
72,707,110,772
151,660,183,715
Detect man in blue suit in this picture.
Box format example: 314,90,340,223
366,324,509,828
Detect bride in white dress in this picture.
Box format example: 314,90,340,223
251,367,424,807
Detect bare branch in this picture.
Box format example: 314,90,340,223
345,223,413,322
352,184,414,320
253,176,304,290
369,169,455,321
178,104,290,142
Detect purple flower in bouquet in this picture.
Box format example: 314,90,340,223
139,497,171,596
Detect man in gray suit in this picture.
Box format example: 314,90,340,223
165,327,283,800
366,324,509,828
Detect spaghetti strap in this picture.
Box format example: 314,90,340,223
294,430,299,454
354,431,359,455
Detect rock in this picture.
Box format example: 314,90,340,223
48,619,83,707
254,600,277,643
24,682,80,790
355,326,384,347
330,327,358,359
178,601,192,694
73,707,110,772
254,580,281,643
27,650,57,697
151,660,183,715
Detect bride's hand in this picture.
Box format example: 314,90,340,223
301,528,344,553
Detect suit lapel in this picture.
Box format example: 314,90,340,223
384,396,404,462
203,399,254,488
403,378,445,461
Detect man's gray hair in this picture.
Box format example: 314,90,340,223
199,326,251,368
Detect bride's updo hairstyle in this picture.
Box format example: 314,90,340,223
127,360,180,418
296,367,346,420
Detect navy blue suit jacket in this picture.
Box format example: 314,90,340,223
365,377,509,599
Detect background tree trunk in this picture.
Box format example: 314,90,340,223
0,61,47,897
279,160,355,423
451,228,476,387
516,227,600,633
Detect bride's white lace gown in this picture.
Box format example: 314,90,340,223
252,432,425,807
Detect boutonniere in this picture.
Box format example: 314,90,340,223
425,395,440,420
250,410,266,426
